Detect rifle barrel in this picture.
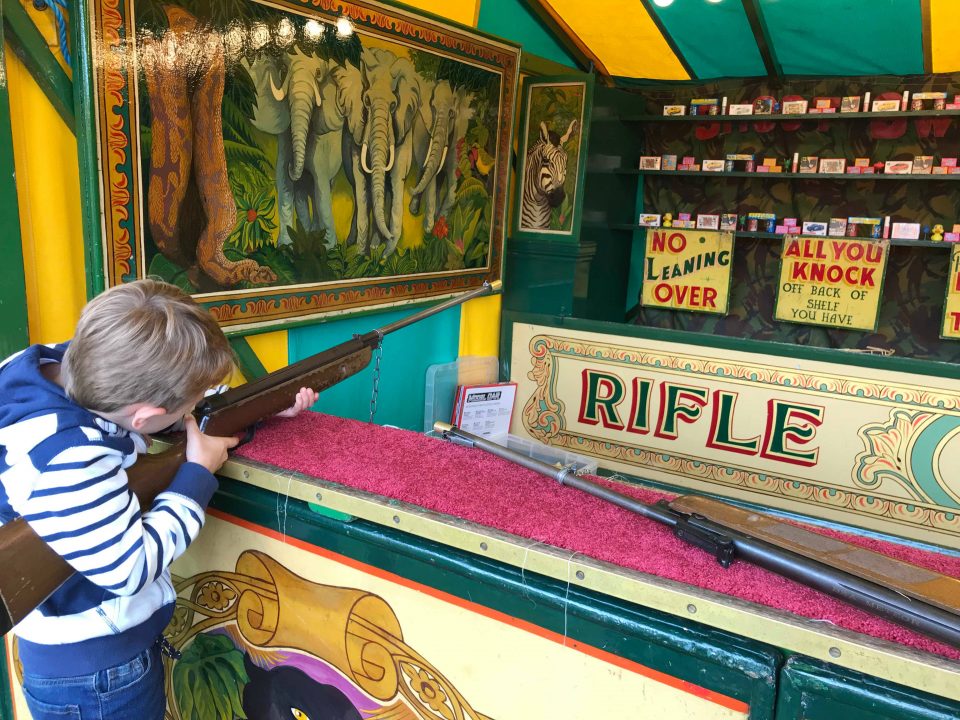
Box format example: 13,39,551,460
199,280,501,421
375,280,501,337
434,422,960,649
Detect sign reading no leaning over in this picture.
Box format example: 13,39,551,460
641,229,734,314
775,236,888,331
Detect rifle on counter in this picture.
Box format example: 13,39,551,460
0,281,500,636
434,421,960,649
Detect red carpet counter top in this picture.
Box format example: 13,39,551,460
227,411,960,698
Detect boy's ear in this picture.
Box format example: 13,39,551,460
128,404,169,431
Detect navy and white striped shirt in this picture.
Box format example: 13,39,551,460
0,343,218,676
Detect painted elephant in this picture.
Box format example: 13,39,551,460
341,47,424,256
409,79,475,234
242,49,352,248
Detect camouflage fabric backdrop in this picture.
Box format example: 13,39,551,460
629,74,960,362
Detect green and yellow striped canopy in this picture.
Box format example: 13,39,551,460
535,0,956,80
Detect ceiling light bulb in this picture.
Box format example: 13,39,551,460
653,0,674,6
707,0,723,3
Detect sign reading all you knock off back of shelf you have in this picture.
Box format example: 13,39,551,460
775,236,889,331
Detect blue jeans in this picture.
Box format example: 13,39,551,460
21,643,165,720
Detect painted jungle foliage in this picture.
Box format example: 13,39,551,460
134,0,503,295
164,550,491,720
630,75,960,363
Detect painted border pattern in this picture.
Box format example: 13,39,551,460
521,333,960,538
207,275,480,324
95,0,133,286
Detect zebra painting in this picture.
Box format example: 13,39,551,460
519,119,578,231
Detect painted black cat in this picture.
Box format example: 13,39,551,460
242,654,363,720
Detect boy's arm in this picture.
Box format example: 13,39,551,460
4,430,220,597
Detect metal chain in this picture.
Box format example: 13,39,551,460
368,334,384,423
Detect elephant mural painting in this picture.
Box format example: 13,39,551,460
341,47,423,256
242,49,358,248
410,79,475,234
136,6,512,300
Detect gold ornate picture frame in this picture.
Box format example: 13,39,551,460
512,74,592,241
86,0,519,329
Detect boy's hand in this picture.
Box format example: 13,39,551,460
275,387,319,418
183,414,239,473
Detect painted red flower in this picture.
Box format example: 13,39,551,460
433,216,449,240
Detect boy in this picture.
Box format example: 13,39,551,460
0,279,316,719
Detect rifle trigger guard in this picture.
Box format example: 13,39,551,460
235,422,262,449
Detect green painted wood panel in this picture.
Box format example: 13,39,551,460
0,0,29,357
3,0,73,129
71,0,105,297
229,336,268,380
498,309,960,384
0,640,13,720
288,303,461,430
775,657,960,719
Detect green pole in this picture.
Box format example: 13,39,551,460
71,0,105,298
0,0,29,356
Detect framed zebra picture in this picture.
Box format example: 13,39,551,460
513,74,593,240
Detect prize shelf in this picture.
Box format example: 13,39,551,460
598,110,960,123
603,225,951,248
609,169,960,181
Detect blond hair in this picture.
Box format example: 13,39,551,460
62,279,234,413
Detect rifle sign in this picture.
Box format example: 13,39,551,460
641,229,734,315
775,236,888,331
942,245,960,339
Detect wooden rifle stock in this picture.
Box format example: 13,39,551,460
0,281,499,636
434,421,960,649
668,495,960,617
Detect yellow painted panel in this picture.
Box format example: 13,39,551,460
459,294,500,357
6,48,86,345
401,0,479,27
547,0,689,79
245,330,289,372
930,0,960,73
226,366,247,387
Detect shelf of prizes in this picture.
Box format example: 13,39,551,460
4,381,960,718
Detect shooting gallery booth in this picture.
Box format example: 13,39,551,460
5,0,960,718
